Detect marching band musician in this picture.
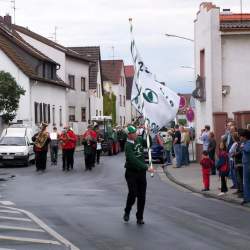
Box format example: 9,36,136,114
59,126,77,171
32,122,51,172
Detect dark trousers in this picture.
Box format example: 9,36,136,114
124,170,147,220
62,149,66,170
35,151,47,171
85,153,93,170
221,176,228,193
236,165,243,192
96,150,101,164
120,140,125,152
92,148,96,167
50,145,58,164
67,149,74,170
209,151,216,174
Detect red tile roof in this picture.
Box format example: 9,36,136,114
220,13,250,31
101,60,124,84
124,65,134,78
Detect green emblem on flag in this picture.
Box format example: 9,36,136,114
143,88,158,104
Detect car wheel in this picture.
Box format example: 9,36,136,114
24,156,29,167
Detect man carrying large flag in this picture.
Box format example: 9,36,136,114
122,19,180,225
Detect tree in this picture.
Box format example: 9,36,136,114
103,92,116,126
0,71,25,124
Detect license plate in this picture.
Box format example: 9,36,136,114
3,155,14,160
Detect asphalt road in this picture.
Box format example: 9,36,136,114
1,151,250,250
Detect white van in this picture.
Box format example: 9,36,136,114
0,125,37,166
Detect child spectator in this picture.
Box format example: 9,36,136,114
200,150,213,191
216,142,229,196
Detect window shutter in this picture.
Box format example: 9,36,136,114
43,103,46,122
34,102,38,124
39,103,43,123
48,104,51,123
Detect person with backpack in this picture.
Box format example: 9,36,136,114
216,142,229,196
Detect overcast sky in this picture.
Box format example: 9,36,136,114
1,0,250,93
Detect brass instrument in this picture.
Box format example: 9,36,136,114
34,131,49,149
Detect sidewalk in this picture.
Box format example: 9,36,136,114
164,162,247,206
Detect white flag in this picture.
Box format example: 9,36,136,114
129,20,180,132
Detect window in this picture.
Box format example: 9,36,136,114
59,106,62,126
123,116,125,125
99,111,101,116
43,103,47,123
50,65,54,79
120,116,122,126
96,109,98,116
48,104,51,123
119,95,122,106
52,106,55,126
123,96,125,107
42,63,46,78
68,106,75,122
81,108,86,122
68,75,75,89
81,77,86,91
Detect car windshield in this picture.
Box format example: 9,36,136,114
0,137,26,146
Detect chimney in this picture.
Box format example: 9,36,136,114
3,14,12,27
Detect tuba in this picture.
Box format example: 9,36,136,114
34,131,49,149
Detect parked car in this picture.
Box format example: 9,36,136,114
144,134,166,164
0,125,36,166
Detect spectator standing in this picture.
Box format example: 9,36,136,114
50,127,59,165
200,150,213,191
208,132,216,175
199,125,210,151
162,131,173,166
228,132,239,189
239,129,250,205
173,125,182,168
180,126,189,166
96,133,103,164
216,142,229,196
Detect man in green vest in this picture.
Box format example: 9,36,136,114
123,125,154,225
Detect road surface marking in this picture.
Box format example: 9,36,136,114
0,225,45,232
0,205,80,250
0,216,31,222
0,210,20,214
0,235,61,245
0,201,15,206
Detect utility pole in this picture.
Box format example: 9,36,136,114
11,0,16,24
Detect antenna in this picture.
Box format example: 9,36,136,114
52,26,58,43
10,0,16,24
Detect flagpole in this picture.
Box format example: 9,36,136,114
129,18,155,177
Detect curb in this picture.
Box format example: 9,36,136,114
163,167,246,207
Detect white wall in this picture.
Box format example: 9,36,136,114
31,81,66,132
17,32,66,81
90,61,103,118
194,5,222,138
0,49,31,122
126,100,132,125
221,34,250,116
65,57,89,134
112,65,126,126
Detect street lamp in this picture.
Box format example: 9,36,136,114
165,33,194,42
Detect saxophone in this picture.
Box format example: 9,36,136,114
35,131,49,149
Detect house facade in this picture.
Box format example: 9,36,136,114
193,2,250,158
124,65,138,124
101,60,127,126
68,46,103,120
0,16,68,131
12,23,93,134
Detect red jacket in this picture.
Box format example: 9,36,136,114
200,157,213,175
60,130,77,150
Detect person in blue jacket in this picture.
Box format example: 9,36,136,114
239,129,250,205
